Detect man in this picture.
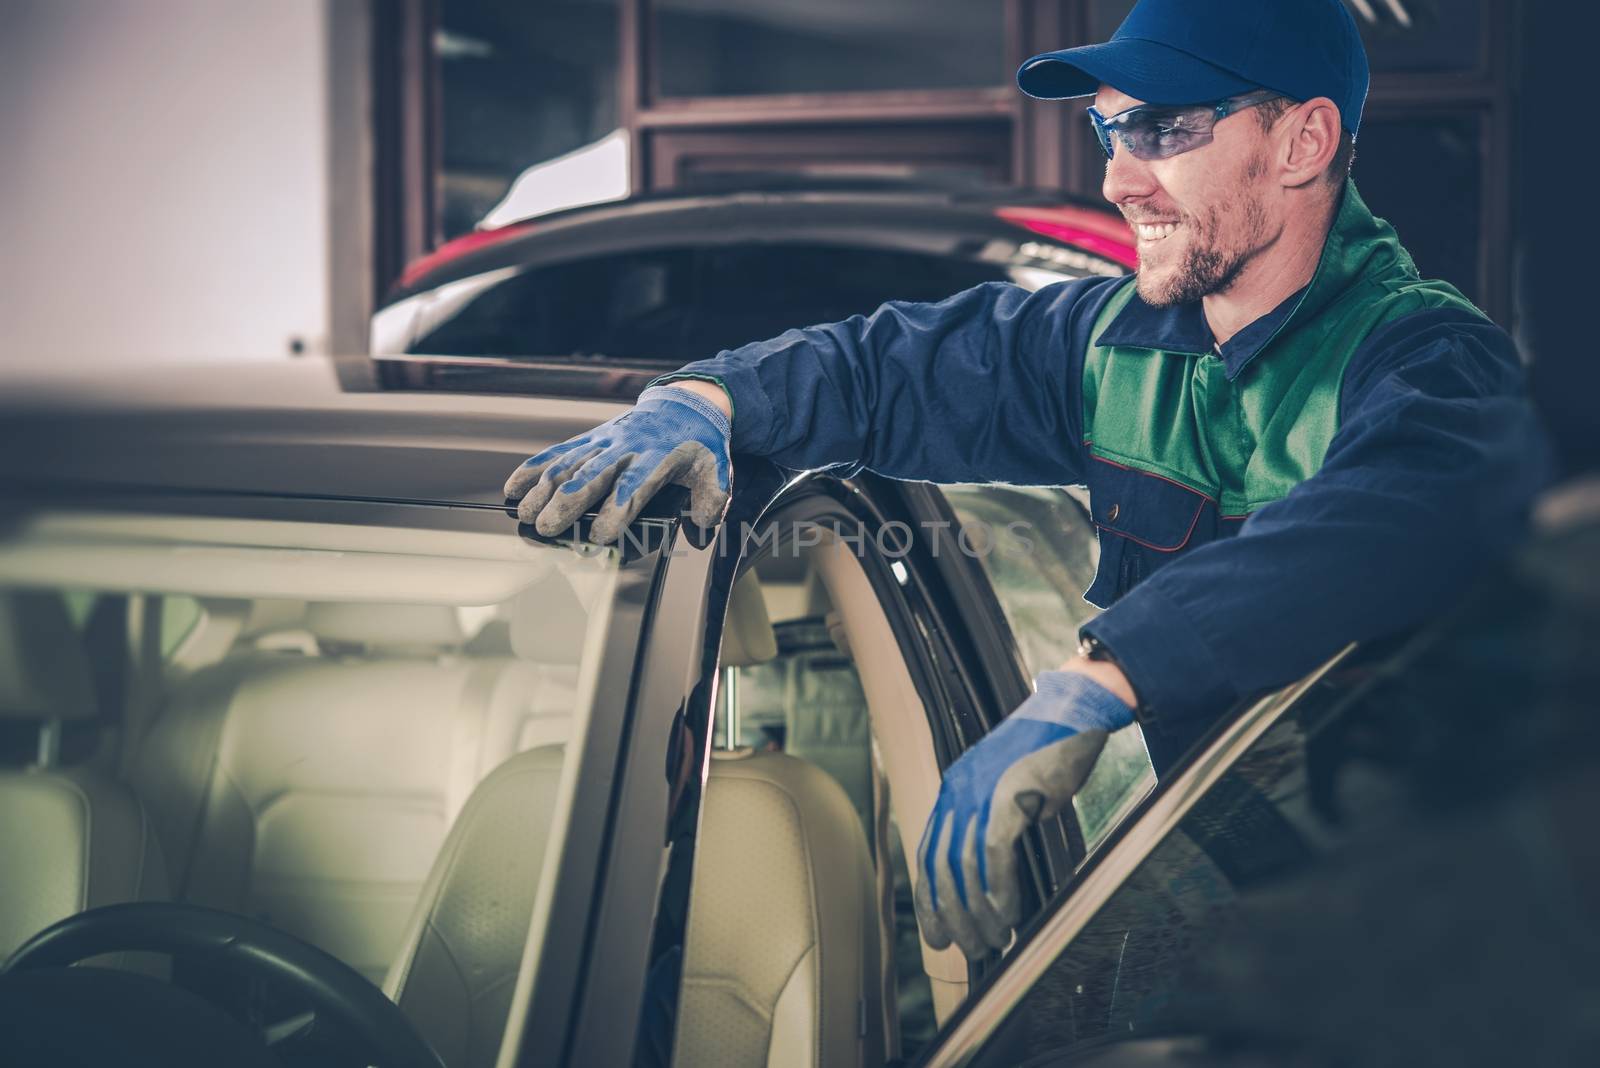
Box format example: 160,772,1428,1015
503,0,1550,962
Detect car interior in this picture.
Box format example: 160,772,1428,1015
0,506,968,1068
0,512,622,1067
676,515,979,1067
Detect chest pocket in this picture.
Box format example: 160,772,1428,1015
1083,457,1221,607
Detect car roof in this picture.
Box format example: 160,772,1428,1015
497,177,1111,229
0,359,626,508
390,182,1132,298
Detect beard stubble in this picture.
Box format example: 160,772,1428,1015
1136,151,1271,308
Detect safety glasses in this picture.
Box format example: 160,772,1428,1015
1087,90,1283,162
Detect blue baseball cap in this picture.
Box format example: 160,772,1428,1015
1017,0,1369,138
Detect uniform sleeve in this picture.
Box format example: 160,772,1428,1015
1081,308,1556,747
653,277,1123,486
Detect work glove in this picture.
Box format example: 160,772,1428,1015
915,670,1133,960
503,385,731,544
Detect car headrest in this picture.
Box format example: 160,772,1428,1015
509,573,588,665
304,603,466,650
722,570,777,668
0,591,97,721
239,599,308,639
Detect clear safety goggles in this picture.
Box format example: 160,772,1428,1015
1087,90,1284,162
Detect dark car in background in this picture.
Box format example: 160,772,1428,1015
369,181,1135,398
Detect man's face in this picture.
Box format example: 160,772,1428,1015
1095,86,1281,307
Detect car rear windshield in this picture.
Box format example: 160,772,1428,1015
393,243,1010,363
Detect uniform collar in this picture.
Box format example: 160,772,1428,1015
1091,180,1401,380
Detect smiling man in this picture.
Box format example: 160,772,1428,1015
504,0,1550,961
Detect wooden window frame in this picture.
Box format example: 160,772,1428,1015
625,0,1033,193
377,0,1519,324
372,0,440,302
648,122,1017,191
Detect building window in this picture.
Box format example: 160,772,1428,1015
1356,113,1483,304
1351,0,1486,74
1094,0,1485,73
651,0,1007,100
437,0,623,241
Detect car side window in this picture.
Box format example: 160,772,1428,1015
682,243,1006,360
160,595,203,657
941,485,1155,852
405,243,1007,364
706,557,941,1062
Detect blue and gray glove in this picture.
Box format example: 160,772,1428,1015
915,670,1134,960
504,385,731,544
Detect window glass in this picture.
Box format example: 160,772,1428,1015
704,549,940,1062
673,154,1003,191
0,509,626,1060
942,486,1155,853
1351,0,1485,74
655,0,1006,98
160,595,202,658
1093,0,1485,74
1352,114,1482,304
1089,0,1136,40
438,0,623,239
407,244,1008,362
62,589,96,629
966,664,1392,1066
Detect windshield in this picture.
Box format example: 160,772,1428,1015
0,507,623,1064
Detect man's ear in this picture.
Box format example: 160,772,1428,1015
1280,97,1341,190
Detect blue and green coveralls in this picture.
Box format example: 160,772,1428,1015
658,182,1553,771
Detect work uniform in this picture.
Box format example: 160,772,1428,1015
659,182,1552,770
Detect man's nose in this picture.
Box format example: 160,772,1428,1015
1102,145,1158,206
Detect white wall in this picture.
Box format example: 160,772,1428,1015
0,0,361,366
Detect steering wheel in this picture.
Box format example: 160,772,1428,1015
2,902,444,1068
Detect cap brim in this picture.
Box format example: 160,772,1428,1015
1017,38,1258,104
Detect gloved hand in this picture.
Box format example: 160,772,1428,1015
503,385,731,544
915,670,1133,960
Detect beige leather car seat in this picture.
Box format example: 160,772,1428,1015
384,744,566,1068
0,771,170,961
374,574,600,1067
0,592,167,961
671,570,885,1067
128,601,576,983
376,571,883,1068
673,749,884,1068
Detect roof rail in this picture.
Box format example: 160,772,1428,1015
371,353,667,402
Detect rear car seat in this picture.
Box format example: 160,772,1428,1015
127,599,576,983
755,616,874,828
0,592,167,961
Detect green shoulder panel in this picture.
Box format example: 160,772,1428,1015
1081,182,1484,516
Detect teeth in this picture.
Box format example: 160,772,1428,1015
1136,222,1179,241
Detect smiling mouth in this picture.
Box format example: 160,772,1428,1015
1134,222,1181,242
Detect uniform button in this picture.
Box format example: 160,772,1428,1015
1106,503,1120,523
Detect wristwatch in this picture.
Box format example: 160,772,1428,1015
1077,633,1142,716
1077,633,1117,663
